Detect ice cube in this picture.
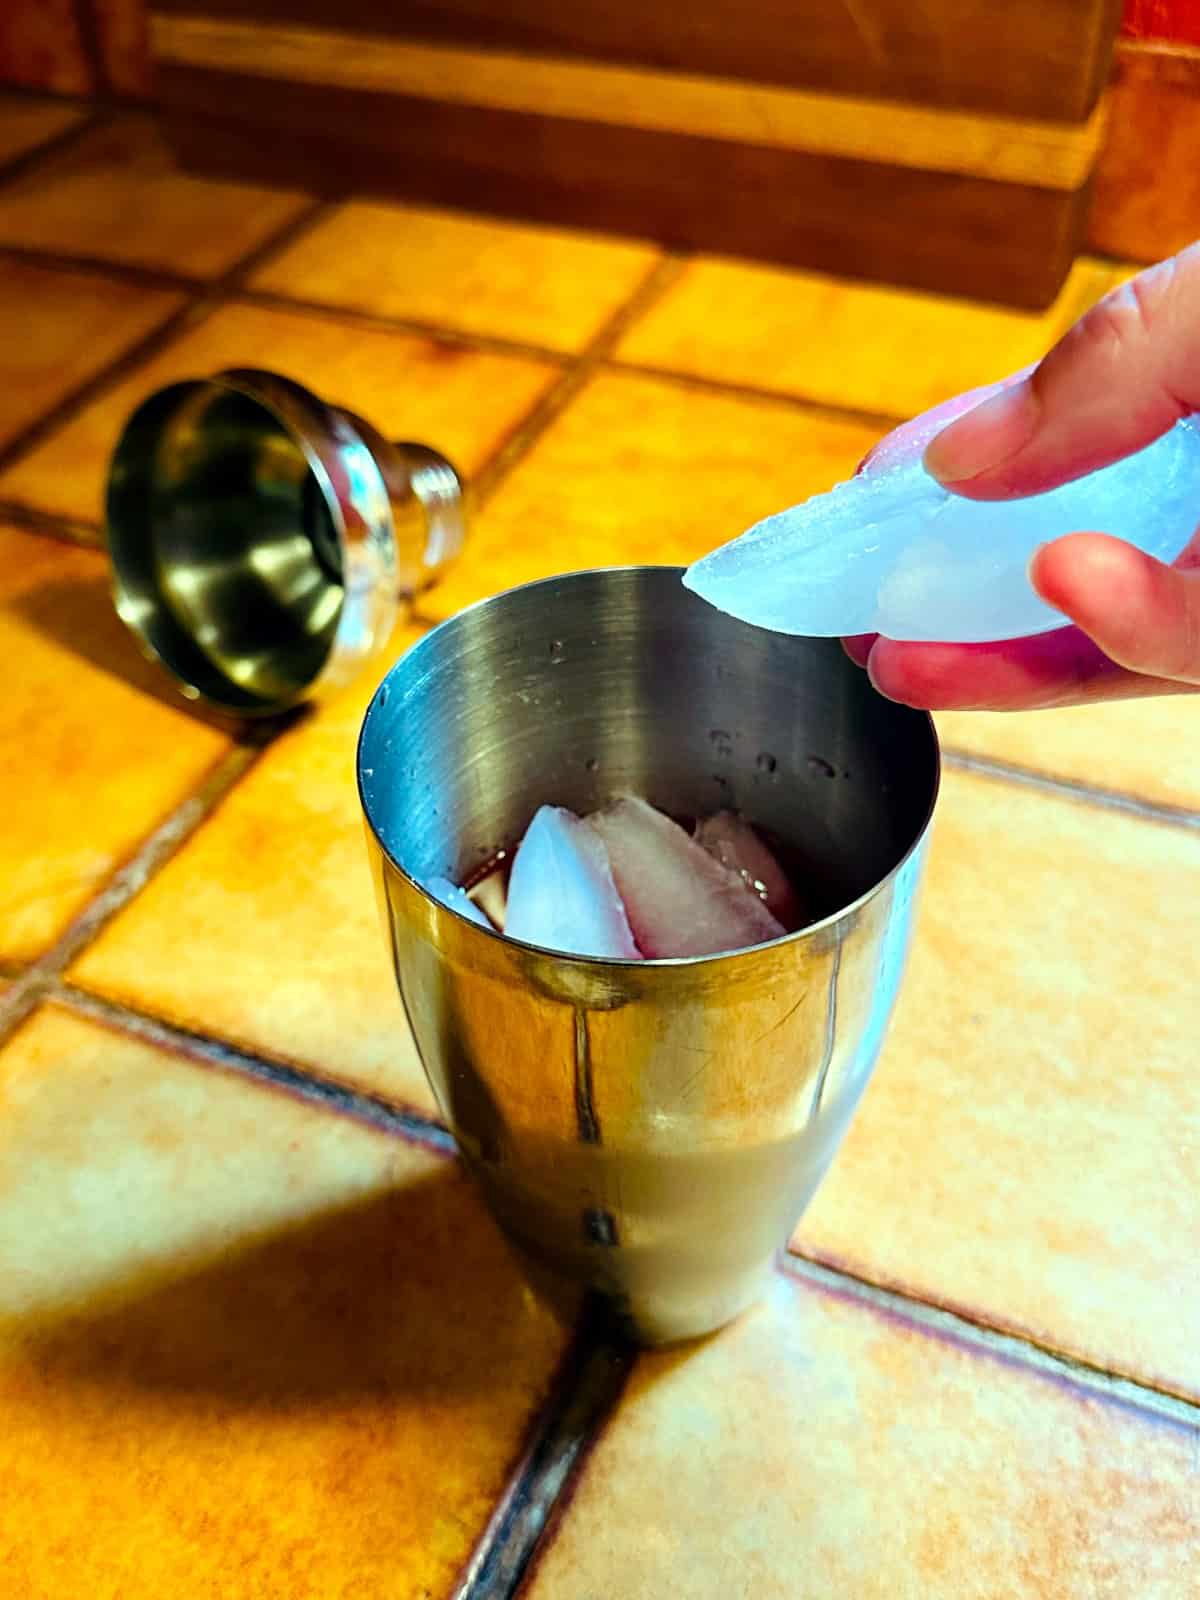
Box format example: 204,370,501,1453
469,865,508,932
505,805,641,959
588,795,785,958
683,417,1200,643
694,810,804,928
425,876,493,930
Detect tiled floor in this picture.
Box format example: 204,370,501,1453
0,255,181,454
251,197,662,352
0,1005,570,1598
0,114,309,276
527,1269,1199,1600
2,89,1198,1597
0,96,82,167
0,524,230,962
615,254,1124,418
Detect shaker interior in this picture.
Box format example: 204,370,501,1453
360,566,938,927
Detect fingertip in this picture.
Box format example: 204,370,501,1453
865,639,921,706
842,633,877,667
1029,531,1191,678
1030,531,1150,617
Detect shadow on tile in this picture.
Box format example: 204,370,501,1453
17,1167,572,1406
12,572,252,735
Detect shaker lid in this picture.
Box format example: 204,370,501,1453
105,369,464,715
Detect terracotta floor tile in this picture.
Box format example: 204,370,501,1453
0,257,181,453
0,525,230,962
937,698,1200,812
0,115,308,276
0,95,84,167
0,298,558,525
796,768,1200,1398
617,256,1121,420
527,1271,1199,1600
252,199,660,351
72,625,436,1110
0,1004,569,1600
424,370,883,620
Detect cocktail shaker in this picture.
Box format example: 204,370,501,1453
358,567,940,1343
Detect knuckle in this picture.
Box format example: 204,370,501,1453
1075,285,1149,361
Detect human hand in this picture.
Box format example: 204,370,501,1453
844,242,1200,710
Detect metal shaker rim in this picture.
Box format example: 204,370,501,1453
105,367,465,716
357,563,941,969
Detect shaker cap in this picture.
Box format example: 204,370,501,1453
106,368,465,714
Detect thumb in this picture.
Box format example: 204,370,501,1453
1032,533,1200,686
924,243,1200,501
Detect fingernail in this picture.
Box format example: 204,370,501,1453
923,381,1040,486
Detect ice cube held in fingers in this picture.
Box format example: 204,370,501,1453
682,416,1200,643
505,805,642,959
694,810,804,928
588,795,784,958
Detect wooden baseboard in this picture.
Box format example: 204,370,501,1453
149,8,1113,307
151,0,1121,122
1087,40,1200,262
151,15,1106,191
159,69,1091,309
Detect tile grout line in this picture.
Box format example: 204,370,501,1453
0,194,337,481
0,498,101,547
468,252,686,501
0,240,201,293
451,1302,636,1600
0,740,269,1051
607,355,905,434
465,253,690,510
51,982,456,1154
0,104,109,190
943,748,1200,832
0,978,45,1056
241,286,575,367
782,1251,1200,1430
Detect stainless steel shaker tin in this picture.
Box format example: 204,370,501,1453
358,566,940,1343
105,368,466,715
